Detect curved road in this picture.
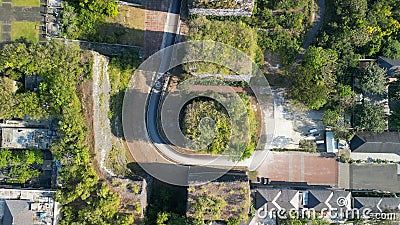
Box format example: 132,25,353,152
123,0,274,186
144,0,272,169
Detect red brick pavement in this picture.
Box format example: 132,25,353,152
256,152,339,186
145,0,171,57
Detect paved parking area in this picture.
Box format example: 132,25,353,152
272,88,325,149
256,151,339,186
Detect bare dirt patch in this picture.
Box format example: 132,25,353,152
98,5,145,47
77,52,105,179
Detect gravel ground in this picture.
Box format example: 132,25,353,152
92,53,115,176
272,88,324,149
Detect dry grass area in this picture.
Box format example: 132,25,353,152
187,179,250,221
76,52,106,179
101,5,145,47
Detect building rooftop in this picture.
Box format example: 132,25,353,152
350,132,400,155
0,128,57,149
186,171,250,222
0,188,59,225
326,131,338,153
254,188,301,211
354,197,400,213
378,56,400,77
3,200,33,225
350,164,400,193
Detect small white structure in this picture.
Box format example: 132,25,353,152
326,131,338,153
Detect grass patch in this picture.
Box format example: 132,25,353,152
0,21,2,42
12,0,40,7
11,22,39,43
98,5,145,46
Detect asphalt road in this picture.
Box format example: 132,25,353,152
144,0,268,168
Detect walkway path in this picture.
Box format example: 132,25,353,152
292,0,326,67
144,0,171,57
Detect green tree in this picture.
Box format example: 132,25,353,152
299,140,317,153
156,212,169,225
323,109,341,126
303,46,338,90
334,84,356,110
290,65,329,110
0,77,16,119
354,103,387,133
382,39,400,59
359,64,387,95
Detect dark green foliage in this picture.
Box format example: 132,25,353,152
382,39,400,59
0,149,43,184
192,0,242,9
195,0,313,66
277,214,330,225
0,42,134,224
249,0,312,65
61,0,119,39
0,77,17,119
146,180,187,225
354,103,387,133
389,80,400,131
299,140,317,153
181,93,258,161
358,64,387,95
187,16,262,73
289,46,338,110
323,109,341,126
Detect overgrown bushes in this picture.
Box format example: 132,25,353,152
61,0,119,40
0,42,134,224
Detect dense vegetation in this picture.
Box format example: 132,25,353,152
0,42,134,225
0,149,43,184
191,0,242,9
358,64,387,95
204,0,313,65
353,103,387,133
108,51,141,133
181,93,258,161
290,46,338,110
0,76,48,120
187,16,262,74
277,215,330,225
287,0,400,135
61,0,118,40
145,180,187,225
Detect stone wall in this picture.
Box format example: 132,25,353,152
188,0,254,17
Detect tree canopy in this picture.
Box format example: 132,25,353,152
0,42,135,224
359,64,387,95
354,103,387,133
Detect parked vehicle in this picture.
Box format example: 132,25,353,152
309,128,318,134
